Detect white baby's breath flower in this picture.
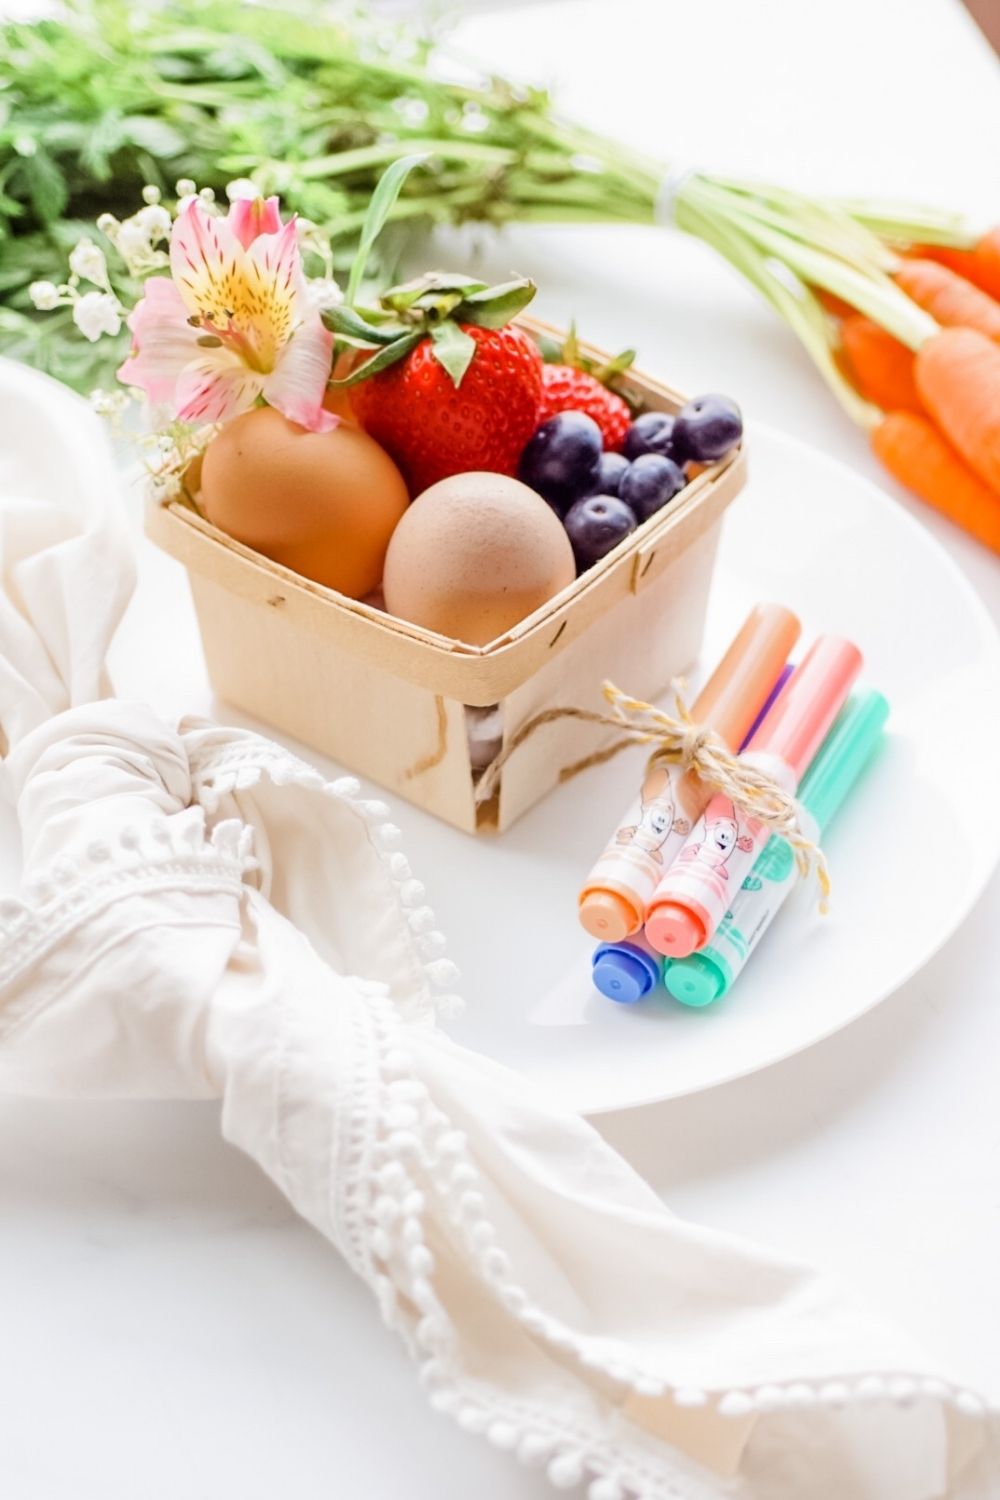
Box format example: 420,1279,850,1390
96,213,119,239
225,177,259,202
198,186,216,203
147,467,183,501
175,178,197,197
146,432,179,464
116,220,152,265
72,291,122,342
89,387,131,417
135,203,173,242
108,208,171,274
68,237,110,289
29,280,62,311
307,277,344,312
141,184,162,205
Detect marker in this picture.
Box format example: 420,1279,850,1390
663,690,888,1006
644,635,862,958
741,661,794,749
589,666,794,1005
592,931,665,1004
578,604,801,944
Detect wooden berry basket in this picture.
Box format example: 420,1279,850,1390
146,317,746,834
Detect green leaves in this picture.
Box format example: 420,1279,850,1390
345,151,428,305
540,318,636,393
455,277,536,329
81,109,124,178
121,115,189,160
0,0,655,391
382,271,486,315
429,320,475,386
21,148,67,224
322,304,405,345
593,346,636,385
327,264,537,390
328,329,422,386
376,271,535,334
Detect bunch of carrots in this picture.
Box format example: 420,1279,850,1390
823,232,1000,553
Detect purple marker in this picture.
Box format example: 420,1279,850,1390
741,663,793,750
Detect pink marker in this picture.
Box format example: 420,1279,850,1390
644,636,862,958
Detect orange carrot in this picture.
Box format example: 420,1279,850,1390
910,228,1000,304
839,315,922,413
872,410,1000,555
915,328,1000,495
814,288,857,320
895,258,1000,341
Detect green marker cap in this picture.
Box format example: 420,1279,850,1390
663,949,732,1007
798,689,890,833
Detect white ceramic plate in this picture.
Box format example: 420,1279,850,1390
406,423,1000,1112
11,421,996,1117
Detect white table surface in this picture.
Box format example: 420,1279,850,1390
3,1,1000,1495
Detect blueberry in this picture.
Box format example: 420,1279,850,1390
623,410,676,462
518,411,602,513
590,451,630,497
671,394,743,463
619,453,687,522
563,494,637,570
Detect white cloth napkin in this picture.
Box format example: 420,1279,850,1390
1,359,997,1500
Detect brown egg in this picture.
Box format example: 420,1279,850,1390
200,407,409,598
382,472,576,645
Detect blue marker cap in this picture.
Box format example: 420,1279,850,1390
592,941,662,1004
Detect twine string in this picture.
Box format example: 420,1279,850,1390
476,680,830,909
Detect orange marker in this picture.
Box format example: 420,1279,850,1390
578,603,801,942
644,635,863,959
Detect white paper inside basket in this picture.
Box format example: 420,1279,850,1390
1,358,998,1500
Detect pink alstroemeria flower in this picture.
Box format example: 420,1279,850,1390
228,194,283,250
118,197,336,432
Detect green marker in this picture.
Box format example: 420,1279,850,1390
663,689,889,1007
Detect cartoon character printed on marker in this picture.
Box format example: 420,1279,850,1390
615,767,691,864
677,796,753,881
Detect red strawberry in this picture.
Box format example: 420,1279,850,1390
332,273,544,496
353,322,542,495
538,364,632,451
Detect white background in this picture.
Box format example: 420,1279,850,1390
2,1,1000,1496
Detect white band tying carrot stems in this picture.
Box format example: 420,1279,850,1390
654,166,697,228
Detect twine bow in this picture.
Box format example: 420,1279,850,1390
476,680,830,909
